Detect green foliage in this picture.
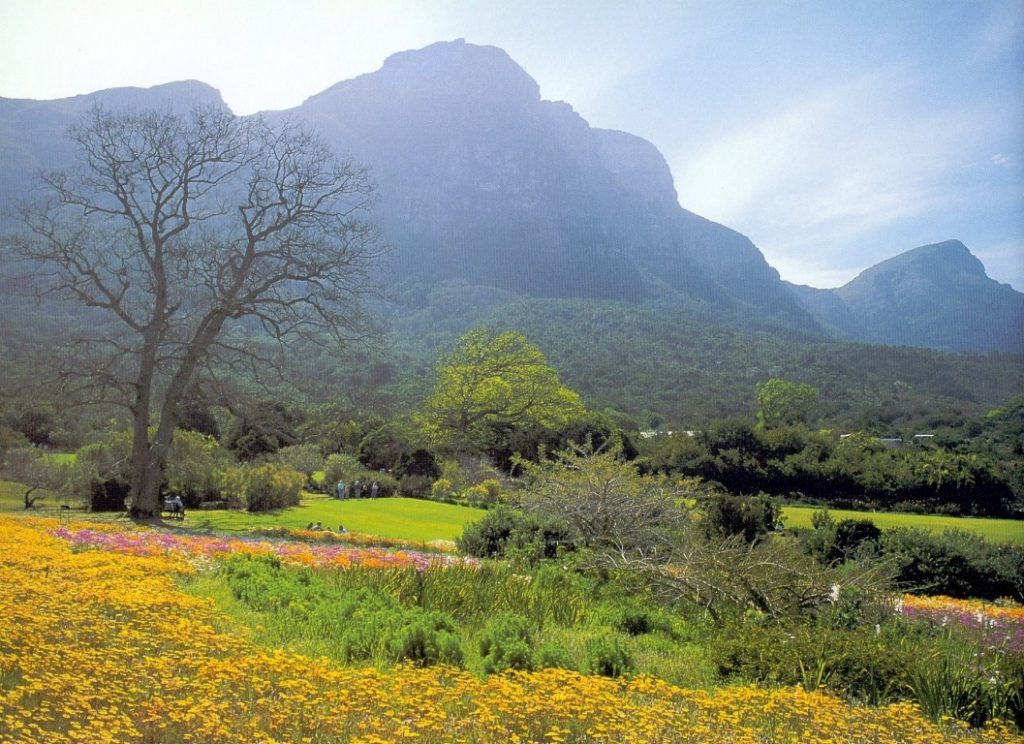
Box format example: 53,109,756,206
711,620,908,703
457,506,578,563
831,520,882,562
269,443,324,483
756,378,819,429
641,417,1017,516
221,554,463,667
784,505,1024,545
221,462,306,512
429,460,503,508
478,613,535,674
322,453,399,496
6,407,57,447
166,429,231,507
388,613,464,668
908,631,1023,728
585,632,634,678
358,421,420,473
420,327,586,453
0,448,65,508
880,528,1024,601
518,448,688,552
700,492,780,543
322,453,364,488
226,401,302,461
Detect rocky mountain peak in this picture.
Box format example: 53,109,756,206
305,39,541,110
850,240,987,287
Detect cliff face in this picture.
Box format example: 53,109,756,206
4,41,1021,353
288,40,816,325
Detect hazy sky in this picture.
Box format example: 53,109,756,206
1,0,1022,290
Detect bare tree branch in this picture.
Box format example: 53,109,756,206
4,105,383,517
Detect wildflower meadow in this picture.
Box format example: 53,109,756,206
1,515,1020,743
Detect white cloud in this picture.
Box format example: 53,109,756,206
670,62,1021,288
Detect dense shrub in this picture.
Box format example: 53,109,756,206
269,443,324,485
322,453,363,489
323,453,399,497
478,613,535,674
709,614,1023,725
389,613,464,667
586,632,634,678
881,528,1024,601
457,506,577,562
166,429,231,507
221,462,305,512
398,473,434,498
427,459,504,506
700,492,780,543
831,519,882,562
222,554,463,667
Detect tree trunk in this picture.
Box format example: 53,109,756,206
129,414,178,520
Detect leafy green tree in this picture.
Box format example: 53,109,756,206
756,378,820,430
1,448,65,508
268,443,324,487
420,327,585,453
166,429,231,507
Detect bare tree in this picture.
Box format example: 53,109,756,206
518,448,689,554
609,534,893,625
518,448,893,624
7,106,382,518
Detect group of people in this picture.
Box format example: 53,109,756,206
335,479,379,500
306,521,346,533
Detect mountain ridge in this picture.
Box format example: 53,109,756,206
785,240,1024,354
1,40,1021,355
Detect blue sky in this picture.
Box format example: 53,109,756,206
1,0,1021,289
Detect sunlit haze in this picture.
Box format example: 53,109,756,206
1,0,1021,289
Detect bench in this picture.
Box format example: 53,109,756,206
162,502,185,520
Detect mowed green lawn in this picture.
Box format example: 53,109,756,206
782,505,1024,545
0,480,27,509
177,494,484,543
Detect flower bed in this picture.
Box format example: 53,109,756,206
1,516,1020,743
899,594,1024,653
50,523,476,573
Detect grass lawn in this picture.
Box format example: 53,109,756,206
176,494,485,542
782,505,1024,545
0,480,27,510
43,452,77,465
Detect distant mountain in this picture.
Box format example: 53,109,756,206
1,41,1021,357
0,40,816,331
288,40,813,327
0,80,227,185
786,240,1024,354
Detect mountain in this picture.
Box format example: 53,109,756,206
786,240,1024,354
289,40,814,327
1,40,1021,358
0,80,227,187
0,41,815,331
